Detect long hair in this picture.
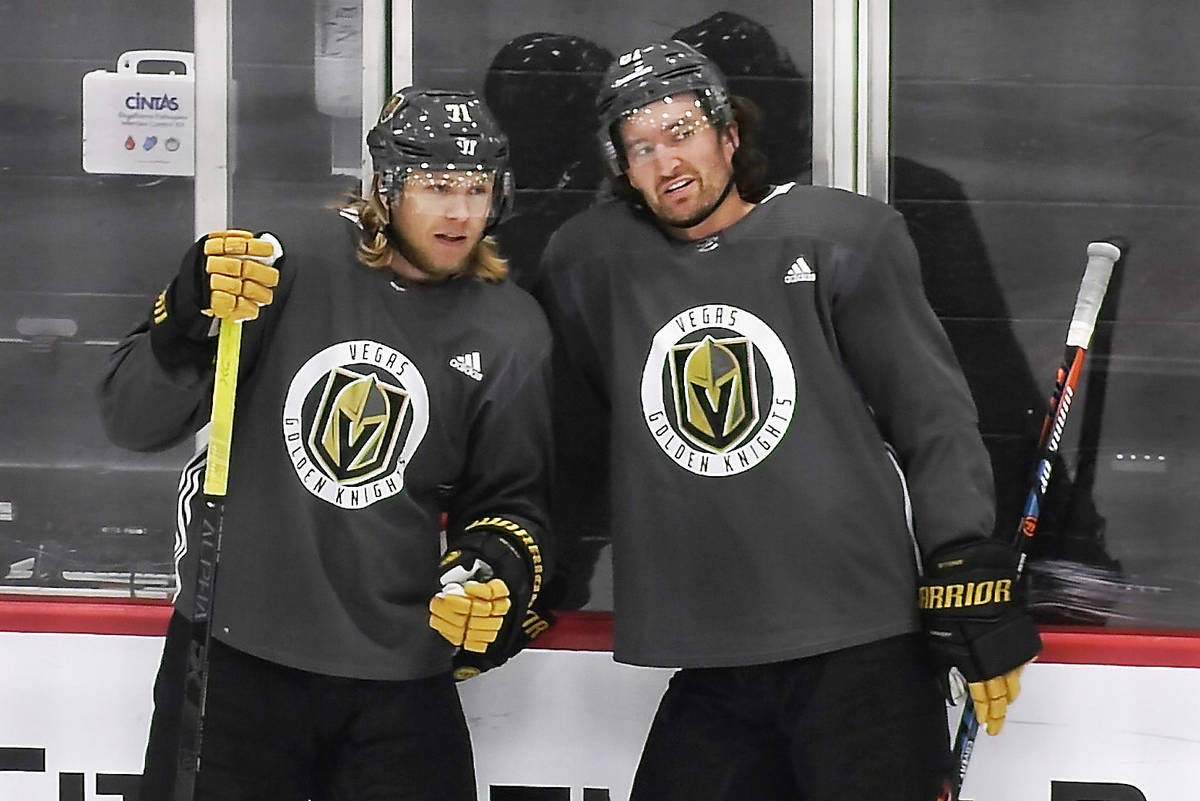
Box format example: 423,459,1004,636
338,176,509,282
608,94,770,210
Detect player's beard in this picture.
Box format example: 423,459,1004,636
657,175,736,230
391,228,478,281
645,165,737,231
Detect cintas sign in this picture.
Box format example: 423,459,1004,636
83,50,195,176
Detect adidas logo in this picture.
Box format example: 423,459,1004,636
784,256,816,284
449,351,484,381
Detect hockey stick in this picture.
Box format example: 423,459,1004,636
948,239,1124,800
173,316,242,801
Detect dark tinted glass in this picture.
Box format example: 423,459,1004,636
415,1,814,611
0,1,195,599
893,1,1200,627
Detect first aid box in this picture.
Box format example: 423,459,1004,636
83,50,195,176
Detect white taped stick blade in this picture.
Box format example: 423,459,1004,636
1065,241,1121,349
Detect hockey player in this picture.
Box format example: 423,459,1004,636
98,87,551,801
538,41,1041,799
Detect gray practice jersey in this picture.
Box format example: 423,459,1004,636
540,183,994,668
99,211,552,680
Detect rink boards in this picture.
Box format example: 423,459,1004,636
0,606,1198,801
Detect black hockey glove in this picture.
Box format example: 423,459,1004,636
919,538,1043,735
428,518,552,681
149,230,281,368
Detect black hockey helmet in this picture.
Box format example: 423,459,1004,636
366,87,514,229
595,40,732,174
673,12,812,183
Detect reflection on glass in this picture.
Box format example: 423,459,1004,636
415,3,813,610
892,2,1200,627
0,1,194,598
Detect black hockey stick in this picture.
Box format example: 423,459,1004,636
173,316,243,801
948,239,1124,800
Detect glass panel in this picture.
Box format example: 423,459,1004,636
892,1,1200,627
0,2,195,598
415,1,814,610
231,0,363,230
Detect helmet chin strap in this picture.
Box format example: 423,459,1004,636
664,173,736,232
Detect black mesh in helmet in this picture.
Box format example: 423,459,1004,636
595,40,731,174
366,87,514,229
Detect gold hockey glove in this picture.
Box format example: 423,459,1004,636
970,665,1024,736
150,229,283,368
919,538,1041,735
202,229,281,322
428,519,551,681
429,558,513,652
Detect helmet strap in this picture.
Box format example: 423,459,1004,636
663,173,736,232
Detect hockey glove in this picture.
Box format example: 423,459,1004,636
428,519,551,681
918,538,1042,735
429,558,513,653
970,664,1025,736
202,230,282,321
150,229,282,368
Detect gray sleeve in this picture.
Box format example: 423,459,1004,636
97,230,295,453
96,320,212,452
536,232,613,559
831,212,995,556
446,311,554,577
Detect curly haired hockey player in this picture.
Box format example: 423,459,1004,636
538,41,1041,800
98,87,552,801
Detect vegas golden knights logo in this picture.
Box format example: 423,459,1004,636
642,304,796,477
284,340,430,508
309,367,409,486
669,335,758,453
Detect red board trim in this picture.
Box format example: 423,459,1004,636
2,599,1199,668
